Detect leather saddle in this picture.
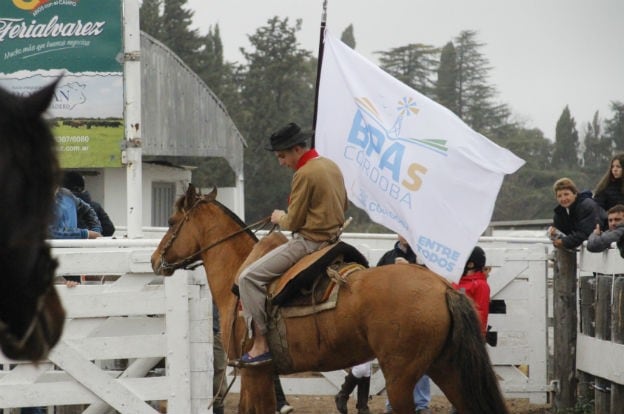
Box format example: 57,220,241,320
233,232,369,307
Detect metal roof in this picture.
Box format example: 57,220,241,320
140,32,245,176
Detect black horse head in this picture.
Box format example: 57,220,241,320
0,79,66,360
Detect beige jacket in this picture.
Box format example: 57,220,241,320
278,156,348,242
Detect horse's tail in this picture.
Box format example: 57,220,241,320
445,288,509,414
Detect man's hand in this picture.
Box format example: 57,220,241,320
87,230,102,239
271,209,286,224
593,223,601,235
394,257,408,264
553,238,564,248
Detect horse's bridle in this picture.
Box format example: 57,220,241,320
156,195,271,409
0,283,51,355
156,196,272,274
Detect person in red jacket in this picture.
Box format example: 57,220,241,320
453,246,490,336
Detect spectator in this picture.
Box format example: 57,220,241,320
335,361,372,414
548,177,606,249
274,374,294,414
376,235,431,414
28,188,96,413
447,246,492,414
593,153,624,211
49,188,101,285
212,303,227,414
63,171,115,236
49,188,102,239
586,204,624,253
453,246,491,336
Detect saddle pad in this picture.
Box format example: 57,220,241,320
268,241,368,306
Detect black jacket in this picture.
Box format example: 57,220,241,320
75,190,116,236
553,190,607,249
594,179,624,211
376,241,417,266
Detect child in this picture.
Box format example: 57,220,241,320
453,246,490,336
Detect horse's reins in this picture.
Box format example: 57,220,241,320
157,197,272,273
0,283,51,353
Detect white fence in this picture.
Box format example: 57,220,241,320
0,240,213,414
227,234,553,404
0,234,555,411
578,247,624,384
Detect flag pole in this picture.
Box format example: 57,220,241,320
311,0,328,149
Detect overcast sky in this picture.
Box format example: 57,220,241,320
186,0,624,141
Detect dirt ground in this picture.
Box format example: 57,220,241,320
223,394,552,413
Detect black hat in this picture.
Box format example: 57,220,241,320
62,171,85,192
265,122,308,151
465,246,486,271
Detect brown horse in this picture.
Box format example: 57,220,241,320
151,185,509,414
0,80,66,361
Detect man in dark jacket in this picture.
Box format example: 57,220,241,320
63,171,115,236
548,177,607,249
587,204,624,253
377,235,431,414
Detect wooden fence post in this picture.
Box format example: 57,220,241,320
611,276,624,412
552,248,578,410
595,275,613,413
578,276,595,403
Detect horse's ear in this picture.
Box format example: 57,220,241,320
25,77,61,117
206,186,218,201
184,184,197,209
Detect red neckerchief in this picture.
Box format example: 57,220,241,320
295,149,319,170
287,149,320,204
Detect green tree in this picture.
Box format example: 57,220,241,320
195,25,224,90
435,41,459,114
237,17,316,221
494,126,554,220
340,24,356,49
376,43,438,96
194,24,240,107
139,0,163,38
582,111,611,180
189,24,244,189
161,0,201,69
451,30,510,136
604,101,624,149
552,106,579,168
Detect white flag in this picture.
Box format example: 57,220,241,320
316,30,525,282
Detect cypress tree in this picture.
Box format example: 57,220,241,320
552,106,579,168
436,41,459,114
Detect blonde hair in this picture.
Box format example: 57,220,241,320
553,177,578,195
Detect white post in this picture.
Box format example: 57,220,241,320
236,171,246,221
123,0,143,238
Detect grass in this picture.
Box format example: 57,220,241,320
53,124,124,168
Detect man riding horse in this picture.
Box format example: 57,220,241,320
237,122,348,366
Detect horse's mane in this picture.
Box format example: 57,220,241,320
174,190,259,242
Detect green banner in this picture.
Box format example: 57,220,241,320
0,0,124,168
1,0,122,72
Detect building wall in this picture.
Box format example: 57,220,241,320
71,164,191,236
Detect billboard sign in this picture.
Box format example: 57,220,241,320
0,0,124,168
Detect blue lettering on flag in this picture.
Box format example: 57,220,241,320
415,235,460,272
